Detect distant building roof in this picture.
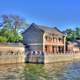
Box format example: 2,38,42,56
68,40,80,47
23,23,64,36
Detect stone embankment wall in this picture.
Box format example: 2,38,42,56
44,53,80,63
25,52,44,63
0,45,25,64
25,52,80,63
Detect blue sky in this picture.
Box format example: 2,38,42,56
0,0,80,31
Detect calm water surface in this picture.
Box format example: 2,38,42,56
0,61,80,80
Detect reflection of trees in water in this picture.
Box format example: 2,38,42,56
0,61,79,80
23,64,44,80
23,63,68,80
0,64,25,80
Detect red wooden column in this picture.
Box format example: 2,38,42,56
54,46,57,54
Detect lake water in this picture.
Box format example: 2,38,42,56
0,61,80,80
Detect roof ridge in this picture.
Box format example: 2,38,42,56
30,23,64,36
23,23,64,36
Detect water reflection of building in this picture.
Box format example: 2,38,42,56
22,23,66,54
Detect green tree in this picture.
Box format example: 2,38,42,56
0,28,23,42
0,36,7,42
1,15,28,31
65,27,80,41
1,15,12,30
0,14,28,43
76,27,80,39
66,28,74,41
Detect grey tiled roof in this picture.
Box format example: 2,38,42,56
68,40,80,47
30,23,64,36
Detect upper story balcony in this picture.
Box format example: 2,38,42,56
44,35,64,45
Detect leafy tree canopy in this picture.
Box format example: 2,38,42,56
0,14,28,43
0,28,23,42
65,27,80,41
